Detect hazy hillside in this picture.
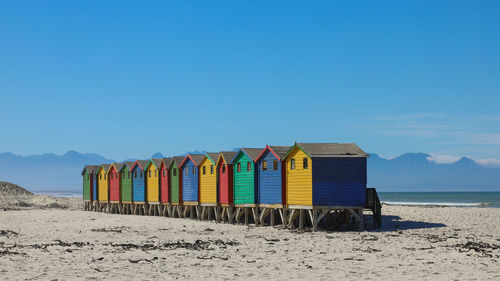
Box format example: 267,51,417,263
368,153,500,191
0,151,498,193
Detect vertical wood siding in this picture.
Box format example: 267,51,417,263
312,157,367,206
93,173,98,201
256,150,283,205
218,158,233,204
146,163,160,203
199,158,217,204
98,168,108,202
233,152,257,205
286,148,312,206
120,167,132,202
170,163,180,203
83,170,91,201
132,165,145,203
181,159,198,202
160,166,169,203
108,166,120,201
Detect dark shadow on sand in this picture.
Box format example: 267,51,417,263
368,215,447,232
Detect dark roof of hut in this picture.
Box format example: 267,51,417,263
152,159,163,169
205,153,220,164
219,151,237,164
136,160,149,169
187,154,205,166
231,148,264,163
269,146,291,160
81,165,98,175
113,163,124,172
296,143,369,157
172,156,186,166
101,164,112,172
162,157,173,168
123,161,136,171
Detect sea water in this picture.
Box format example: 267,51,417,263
33,191,500,207
379,192,500,208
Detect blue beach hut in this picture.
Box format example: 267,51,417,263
131,160,149,203
254,145,290,206
179,154,204,204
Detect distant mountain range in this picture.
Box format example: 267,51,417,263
0,151,498,193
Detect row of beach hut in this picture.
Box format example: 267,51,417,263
82,143,381,230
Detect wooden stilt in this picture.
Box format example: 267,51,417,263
299,209,304,230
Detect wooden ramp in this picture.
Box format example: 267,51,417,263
365,188,382,228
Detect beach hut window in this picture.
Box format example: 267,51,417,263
185,168,188,176
203,166,206,175
303,158,308,169
110,173,113,180
247,162,251,172
273,160,278,171
173,168,177,176
134,171,137,178
128,172,130,178
154,170,157,177
262,161,267,171
237,163,241,173
193,166,196,174
291,159,296,170
104,174,106,180
149,170,151,178
163,170,166,177
140,171,143,178
210,165,214,174
222,165,226,173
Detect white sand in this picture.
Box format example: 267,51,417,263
0,204,499,280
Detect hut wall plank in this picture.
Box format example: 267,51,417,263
312,157,367,206
132,165,145,202
233,152,257,205
146,163,160,203
199,158,217,204
120,167,133,202
170,163,180,203
109,167,120,202
256,150,283,205
182,158,199,202
285,147,312,206
218,158,233,204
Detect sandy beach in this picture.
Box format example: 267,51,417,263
1,196,499,280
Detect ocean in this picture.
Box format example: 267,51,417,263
379,192,500,208
34,191,82,198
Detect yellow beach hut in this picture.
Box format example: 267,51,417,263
97,164,111,202
199,153,219,206
146,159,163,204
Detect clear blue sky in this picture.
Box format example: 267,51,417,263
1,1,499,163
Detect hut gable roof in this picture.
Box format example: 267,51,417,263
162,158,173,169
98,164,111,173
285,143,369,158
121,161,135,172
255,145,291,162
218,151,237,165
81,165,98,175
150,158,163,169
204,153,220,165
171,156,186,167
112,163,124,173
180,154,205,167
231,148,264,163
132,160,149,171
